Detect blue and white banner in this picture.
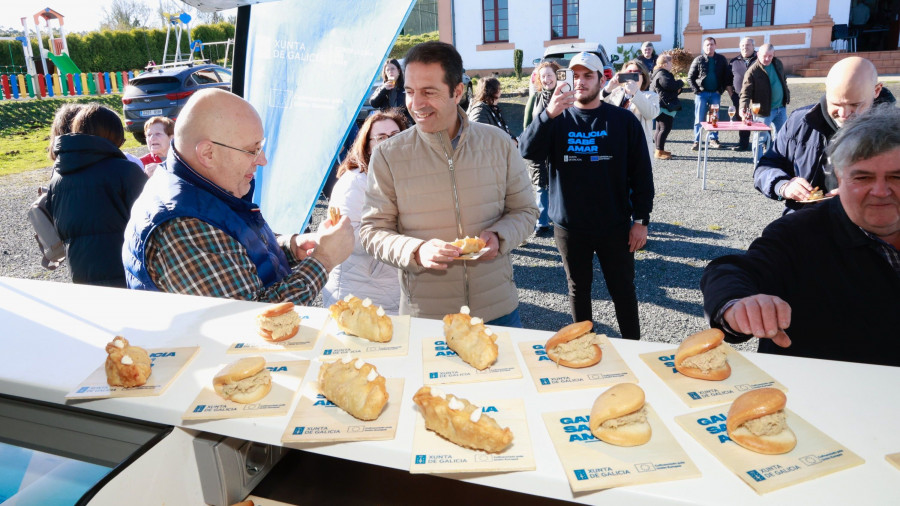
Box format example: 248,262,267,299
245,0,416,233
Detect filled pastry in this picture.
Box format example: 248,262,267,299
442,306,498,370
318,356,389,420
451,236,486,254
328,295,393,342
104,336,152,388
413,385,513,453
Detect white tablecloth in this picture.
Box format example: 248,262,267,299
1,277,897,505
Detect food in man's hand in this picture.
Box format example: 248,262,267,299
104,336,152,387
328,206,341,225
328,295,393,342
589,383,651,446
805,187,825,201
726,388,796,454
451,236,486,254
442,306,498,370
318,355,388,420
413,385,513,453
674,328,731,380
213,357,272,404
544,321,602,368
257,301,301,342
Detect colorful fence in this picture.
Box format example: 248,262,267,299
0,71,136,100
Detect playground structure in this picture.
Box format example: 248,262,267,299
151,12,234,71
32,7,81,77
0,7,127,101
0,7,233,101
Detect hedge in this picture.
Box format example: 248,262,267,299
389,31,439,60
0,22,235,73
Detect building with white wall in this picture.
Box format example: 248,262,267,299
435,0,897,75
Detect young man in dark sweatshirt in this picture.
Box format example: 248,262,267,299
519,52,655,340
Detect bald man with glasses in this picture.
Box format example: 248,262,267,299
123,89,353,303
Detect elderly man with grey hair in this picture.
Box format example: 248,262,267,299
701,105,900,367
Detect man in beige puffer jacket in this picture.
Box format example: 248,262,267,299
359,42,538,324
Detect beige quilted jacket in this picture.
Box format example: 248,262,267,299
359,109,538,321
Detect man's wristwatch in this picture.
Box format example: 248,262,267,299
634,218,649,226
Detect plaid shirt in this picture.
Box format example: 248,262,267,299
145,217,326,303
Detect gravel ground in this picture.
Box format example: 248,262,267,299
3,82,897,351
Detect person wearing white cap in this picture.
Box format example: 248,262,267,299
519,51,655,340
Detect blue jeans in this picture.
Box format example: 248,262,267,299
755,106,788,159
536,186,550,228
486,308,523,328
693,91,721,142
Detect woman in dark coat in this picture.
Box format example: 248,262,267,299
369,58,412,123
466,77,514,140
650,53,684,160
46,104,147,287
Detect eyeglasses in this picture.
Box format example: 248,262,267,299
211,138,266,161
369,131,400,143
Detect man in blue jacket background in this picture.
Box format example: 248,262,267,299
754,56,884,214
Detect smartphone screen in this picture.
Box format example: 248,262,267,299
619,72,639,82
556,69,574,93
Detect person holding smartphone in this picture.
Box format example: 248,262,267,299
519,52,655,340
523,61,561,236
601,60,660,163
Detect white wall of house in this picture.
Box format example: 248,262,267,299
775,2,816,25
452,0,680,71
687,0,818,30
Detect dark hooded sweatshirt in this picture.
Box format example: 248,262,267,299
47,133,147,287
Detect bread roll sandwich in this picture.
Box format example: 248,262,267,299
674,328,731,380
213,357,272,404
413,386,513,453
589,383,651,446
257,302,301,342
442,306,498,370
545,321,601,368
451,236,486,254
726,388,796,454
104,336,152,388
318,355,388,420
328,295,393,342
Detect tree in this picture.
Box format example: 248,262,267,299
100,0,154,31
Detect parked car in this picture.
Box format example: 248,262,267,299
530,42,618,94
122,63,232,143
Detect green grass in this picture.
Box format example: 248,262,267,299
0,95,141,176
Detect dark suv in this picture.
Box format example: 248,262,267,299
122,63,232,143
533,42,618,81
